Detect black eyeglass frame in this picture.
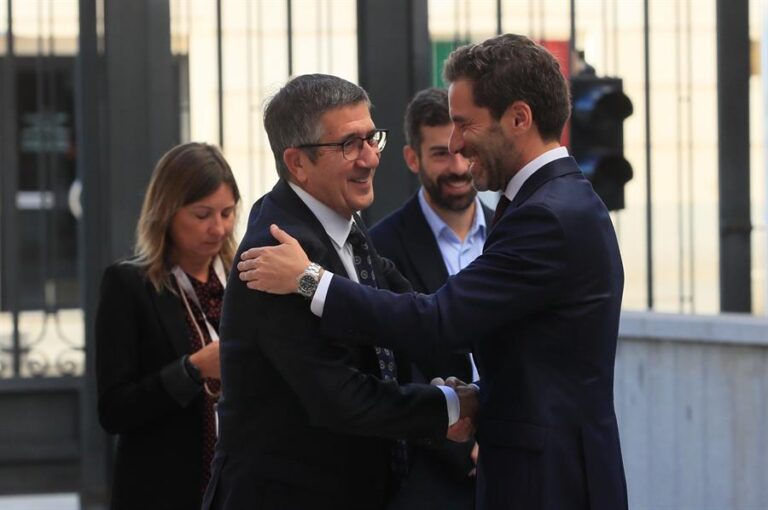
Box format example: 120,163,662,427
297,129,388,160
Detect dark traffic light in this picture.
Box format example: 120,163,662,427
570,75,633,211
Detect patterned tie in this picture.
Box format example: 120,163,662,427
347,222,410,477
492,194,511,227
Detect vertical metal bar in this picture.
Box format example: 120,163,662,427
644,0,654,309
287,0,293,76
716,0,751,312
464,0,470,41
316,0,322,70
452,0,459,45
356,0,428,223
327,0,333,72
216,0,224,149
569,0,576,72
763,1,768,314
496,0,502,35
257,0,267,192
3,0,21,378
35,0,49,317
77,0,111,504
675,0,683,312
687,0,694,312
538,0,545,40
47,0,61,315
612,0,618,73
601,0,608,72
528,0,534,38
246,0,254,197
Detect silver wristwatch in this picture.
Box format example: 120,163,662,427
297,262,323,299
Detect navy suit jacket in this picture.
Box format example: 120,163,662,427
205,180,448,510
371,193,492,510
322,157,628,510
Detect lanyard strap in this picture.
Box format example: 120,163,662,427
171,256,226,343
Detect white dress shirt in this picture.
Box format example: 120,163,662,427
502,146,569,202
288,182,459,426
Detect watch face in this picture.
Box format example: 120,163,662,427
298,274,316,296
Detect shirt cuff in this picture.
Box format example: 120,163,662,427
310,270,334,317
437,385,460,426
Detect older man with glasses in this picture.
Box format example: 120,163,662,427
203,74,478,510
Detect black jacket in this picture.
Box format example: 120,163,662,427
96,262,207,510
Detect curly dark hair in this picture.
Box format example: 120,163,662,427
443,34,571,141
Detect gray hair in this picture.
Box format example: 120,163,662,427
263,74,371,179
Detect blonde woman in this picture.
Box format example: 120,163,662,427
95,142,240,510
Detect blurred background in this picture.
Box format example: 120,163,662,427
0,0,765,508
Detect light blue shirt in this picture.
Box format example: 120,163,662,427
417,188,486,277
417,188,485,382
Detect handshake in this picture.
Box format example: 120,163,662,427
432,376,479,443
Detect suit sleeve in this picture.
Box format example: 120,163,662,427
225,244,447,441
95,265,199,434
320,204,567,360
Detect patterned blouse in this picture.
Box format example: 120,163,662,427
181,264,223,494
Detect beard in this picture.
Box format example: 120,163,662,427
421,169,477,212
463,123,511,192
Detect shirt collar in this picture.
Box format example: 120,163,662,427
503,146,569,202
288,181,354,249
417,187,486,241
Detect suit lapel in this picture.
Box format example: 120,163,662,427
400,195,448,293
511,156,582,208
480,202,494,226
269,180,348,276
152,287,190,357
270,183,382,372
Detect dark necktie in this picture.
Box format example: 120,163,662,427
492,194,511,227
347,223,410,477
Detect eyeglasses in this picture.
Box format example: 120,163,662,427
297,129,388,161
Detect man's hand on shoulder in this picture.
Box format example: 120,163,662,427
238,224,311,294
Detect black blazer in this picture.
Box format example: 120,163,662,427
322,158,629,510
95,262,208,510
205,180,447,510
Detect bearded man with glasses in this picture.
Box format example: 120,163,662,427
203,74,478,510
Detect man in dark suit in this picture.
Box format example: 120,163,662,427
238,35,628,510
203,74,477,510
371,88,493,510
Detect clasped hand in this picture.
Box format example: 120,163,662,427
432,376,478,443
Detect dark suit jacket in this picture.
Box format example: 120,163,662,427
95,262,207,510
321,158,629,510
205,180,448,510
371,193,492,510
